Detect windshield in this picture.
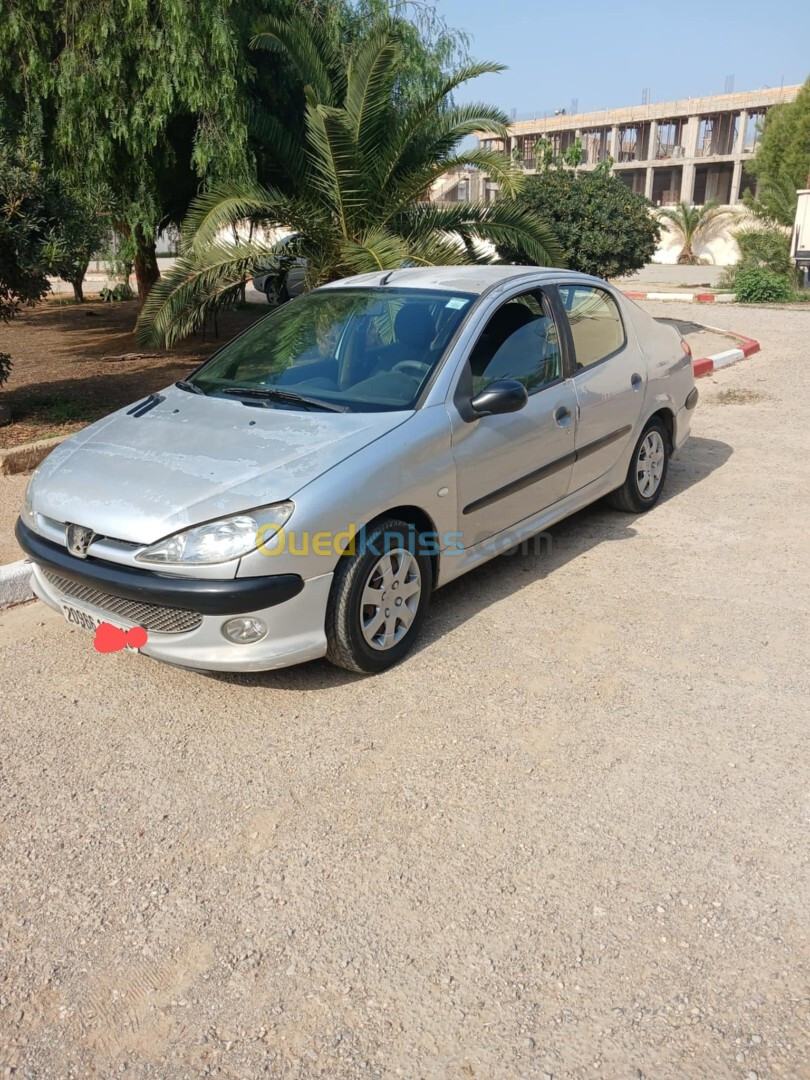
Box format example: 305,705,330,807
188,287,475,413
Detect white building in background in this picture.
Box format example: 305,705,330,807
430,85,801,265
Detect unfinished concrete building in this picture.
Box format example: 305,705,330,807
460,85,800,207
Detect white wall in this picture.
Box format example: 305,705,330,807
653,206,753,266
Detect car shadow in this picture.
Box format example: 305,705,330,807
205,435,732,691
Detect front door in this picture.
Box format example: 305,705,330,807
556,283,646,492
449,288,578,548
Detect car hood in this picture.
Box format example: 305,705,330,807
30,386,408,545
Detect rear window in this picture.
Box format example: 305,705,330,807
558,285,625,369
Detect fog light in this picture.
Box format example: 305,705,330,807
222,617,268,644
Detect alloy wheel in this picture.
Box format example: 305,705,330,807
360,549,422,651
636,429,666,498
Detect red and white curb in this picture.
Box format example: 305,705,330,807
692,329,760,379
624,290,736,303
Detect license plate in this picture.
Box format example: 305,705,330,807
60,602,135,644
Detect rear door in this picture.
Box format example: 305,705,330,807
449,287,578,547
557,284,646,492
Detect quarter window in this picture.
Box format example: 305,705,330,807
469,291,562,395
558,285,625,369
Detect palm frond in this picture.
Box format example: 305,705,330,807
382,149,523,223
246,106,307,188
344,27,401,166
339,228,410,274
304,102,363,236
179,181,312,253
251,11,342,105
373,64,509,189
397,201,566,268
138,240,277,348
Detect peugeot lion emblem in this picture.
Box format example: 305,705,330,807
66,524,96,559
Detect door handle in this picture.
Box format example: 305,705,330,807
631,372,643,391
554,405,572,426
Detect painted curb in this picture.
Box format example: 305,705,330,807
0,559,33,610
691,325,761,379
0,434,68,476
623,290,736,303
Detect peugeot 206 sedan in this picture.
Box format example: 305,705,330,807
17,267,697,674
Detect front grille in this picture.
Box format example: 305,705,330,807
42,570,203,635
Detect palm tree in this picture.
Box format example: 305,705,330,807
743,169,798,228
657,200,736,265
139,10,564,347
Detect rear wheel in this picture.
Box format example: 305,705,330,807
609,418,670,513
326,517,432,674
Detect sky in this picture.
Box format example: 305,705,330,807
434,0,809,117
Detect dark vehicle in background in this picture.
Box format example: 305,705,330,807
251,234,308,305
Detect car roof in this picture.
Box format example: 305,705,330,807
319,265,610,296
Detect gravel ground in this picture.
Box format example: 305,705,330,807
0,302,808,1079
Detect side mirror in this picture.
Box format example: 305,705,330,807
470,378,529,417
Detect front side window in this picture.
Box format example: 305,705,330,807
557,285,625,369
468,291,562,395
188,287,475,413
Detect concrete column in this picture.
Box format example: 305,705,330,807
735,109,748,155
683,114,700,157
644,165,654,200
610,124,619,161
731,159,743,204
681,162,696,203
646,120,658,161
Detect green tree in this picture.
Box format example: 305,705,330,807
747,77,810,200
563,136,583,170
0,131,51,327
498,169,660,279
139,13,563,347
46,189,108,302
657,200,736,265
0,0,472,312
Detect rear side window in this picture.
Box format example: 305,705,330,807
558,285,625,369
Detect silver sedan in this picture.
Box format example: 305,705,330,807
18,266,697,674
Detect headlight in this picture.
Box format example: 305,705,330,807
135,502,294,566
20,477,38,530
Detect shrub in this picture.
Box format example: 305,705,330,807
0,351,11,387
732,267,793,303
497,168,661,279
100,282,134,303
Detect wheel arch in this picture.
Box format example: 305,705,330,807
647,406,675,452
335,504,441,587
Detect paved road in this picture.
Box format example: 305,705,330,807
0,304,808,1079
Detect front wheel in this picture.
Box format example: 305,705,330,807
325,518,433,674
609,418,670,513
265,277,290,306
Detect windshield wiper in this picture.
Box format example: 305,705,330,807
218,387,349,413
175,379,205,395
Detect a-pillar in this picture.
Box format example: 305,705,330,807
610,124,619,162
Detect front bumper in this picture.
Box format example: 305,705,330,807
18,520,331,672
16,519,303,614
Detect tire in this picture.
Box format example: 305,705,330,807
608,417,670,513
325,517,433,674
265,278,290,306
